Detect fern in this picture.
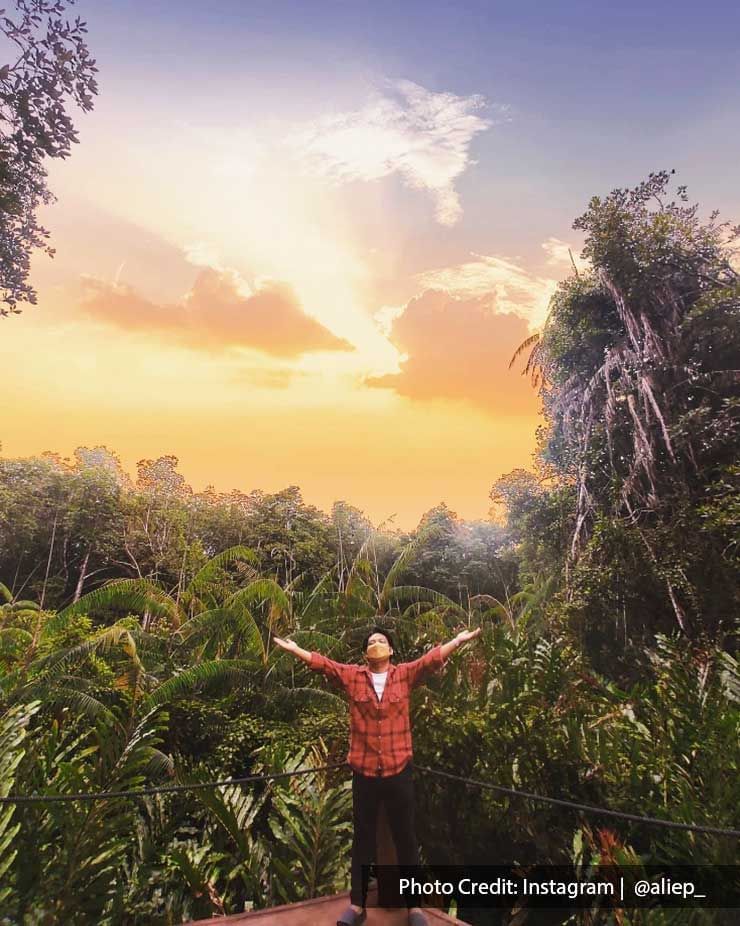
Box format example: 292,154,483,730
0,700,41,907
9,705,173,922
259,741,352,903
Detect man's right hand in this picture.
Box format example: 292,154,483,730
272,635,313,664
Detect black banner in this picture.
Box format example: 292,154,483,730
366,865,740,909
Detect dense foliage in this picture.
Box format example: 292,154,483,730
0,175,738,925
506,171,739,674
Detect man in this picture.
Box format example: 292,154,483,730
273,624,481,926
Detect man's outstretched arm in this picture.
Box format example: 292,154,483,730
273,635,313,664
439,626,482,661
273,635,353,688
406,627,482,688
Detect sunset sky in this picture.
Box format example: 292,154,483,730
2,0,739,527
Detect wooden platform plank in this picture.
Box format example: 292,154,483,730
185,888,469,925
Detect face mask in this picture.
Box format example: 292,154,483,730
366,641,391,660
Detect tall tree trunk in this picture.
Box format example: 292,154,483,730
39,511,58,610
73,549,91,603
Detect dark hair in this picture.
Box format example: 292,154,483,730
362,626,395,654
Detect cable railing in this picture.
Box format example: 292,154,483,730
2,761,738,838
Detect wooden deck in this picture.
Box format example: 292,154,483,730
186,804,470,924
185,888,469,925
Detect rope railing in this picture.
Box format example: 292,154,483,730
0,763,347,804
2,761,739,838
415,765,740,838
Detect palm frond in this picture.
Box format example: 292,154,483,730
271,686,348,713
173,607,234,647
184,545,260,600
297,569,337,619
40,686,118,727
51,579,182,631
380,534,433,609
7,599,41,612
141,659,257,711
387,585,467,617
508,331,541,369
29,623,145,682
226,579,290,617
0,627,33,648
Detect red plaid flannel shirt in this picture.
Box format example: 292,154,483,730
308,645,447,777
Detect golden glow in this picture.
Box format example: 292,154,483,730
2,92,562,528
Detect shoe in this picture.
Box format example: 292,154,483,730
336,906,367,925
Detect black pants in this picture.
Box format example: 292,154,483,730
350,761,420,908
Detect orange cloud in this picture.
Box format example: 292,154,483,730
76,268,352,357
367,289,541,415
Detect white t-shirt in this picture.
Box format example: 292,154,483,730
370,671,388,701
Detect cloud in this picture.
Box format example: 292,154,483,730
416,253,558,328
541,236,587,271
374,303,406,337
291,79,498,225
31,195,199,304
76,267,352,357
367,289,542,415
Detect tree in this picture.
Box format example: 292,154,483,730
330,501,373,585
489,467,574,596
530,172,739,640
244,487,336,586
0,452,72,606
63,451,126,602
0,0,98,315
403,504,510,604
0,448,130,607
121,455,194,587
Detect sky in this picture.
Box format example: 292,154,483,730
2,0,739,528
